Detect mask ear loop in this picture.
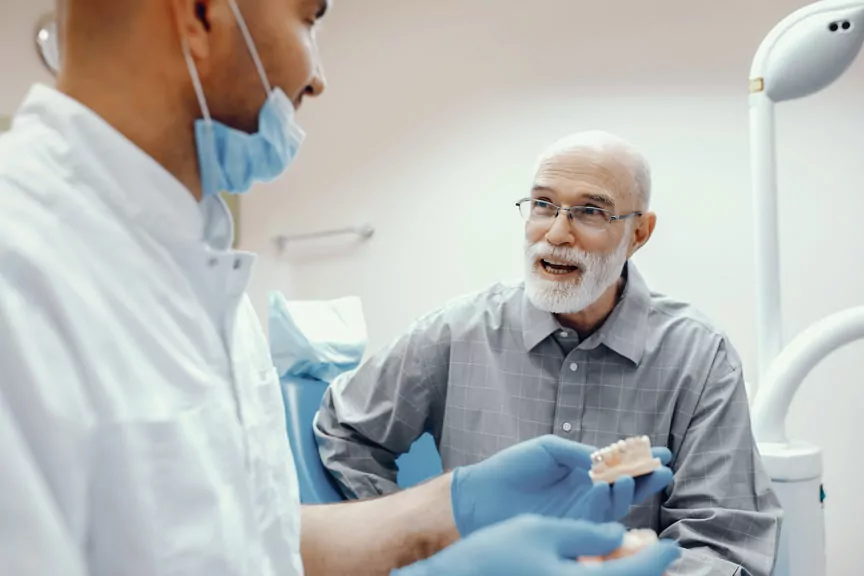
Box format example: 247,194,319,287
182,39,220,198
182,40,212,122
228,0,273,96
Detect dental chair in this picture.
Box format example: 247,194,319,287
280,374,442,503
281,376,344,503
271,292,442,504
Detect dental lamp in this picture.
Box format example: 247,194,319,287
749,2,864,575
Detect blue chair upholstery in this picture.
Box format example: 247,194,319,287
280,376,443,504
281,376,345,503
395,433,441,489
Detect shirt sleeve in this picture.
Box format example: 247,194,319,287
314,310,452,498
660,338,782,576
0,269,92,576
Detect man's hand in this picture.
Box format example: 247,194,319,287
393,516,681,576
450,435,673,536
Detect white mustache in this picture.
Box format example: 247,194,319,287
525,242,593,269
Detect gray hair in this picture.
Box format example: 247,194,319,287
535,130,652,209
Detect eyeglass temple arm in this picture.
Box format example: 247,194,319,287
609,212,643,222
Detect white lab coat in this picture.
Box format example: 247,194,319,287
0,85,303,576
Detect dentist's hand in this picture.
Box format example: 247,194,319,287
392,516,681,576
450,435,673,536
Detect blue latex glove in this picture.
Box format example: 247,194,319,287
392,515,681,576
451,435,673,536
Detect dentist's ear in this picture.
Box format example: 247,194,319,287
628,212,656,258
170,0,216,61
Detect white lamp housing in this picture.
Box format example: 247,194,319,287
751,1,864,103
749,1,864,388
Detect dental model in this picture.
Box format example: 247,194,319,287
578,529,659,565
588,436,661,483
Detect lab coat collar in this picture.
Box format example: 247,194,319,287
521,261,650,365
14,84,233,249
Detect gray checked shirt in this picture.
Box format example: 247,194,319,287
315,262,782,576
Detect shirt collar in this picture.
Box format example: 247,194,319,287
521,261,651,365
521,293,562,352
15,84,232,248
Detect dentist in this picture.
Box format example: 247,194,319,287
0,1,680,574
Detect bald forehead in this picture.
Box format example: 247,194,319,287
533,131,650,209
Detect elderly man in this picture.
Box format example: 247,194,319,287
315,131,783,576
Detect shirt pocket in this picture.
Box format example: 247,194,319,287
237,362,301,560
238,363,291,465
88,403,252,576
257,367,289,432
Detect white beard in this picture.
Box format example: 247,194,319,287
524,236,630,314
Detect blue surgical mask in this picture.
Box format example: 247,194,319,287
182,0,306,197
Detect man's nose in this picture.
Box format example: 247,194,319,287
307,63,327,97
544,211,576,246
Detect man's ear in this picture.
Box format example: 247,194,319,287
169,0,215,62
628,212,656,258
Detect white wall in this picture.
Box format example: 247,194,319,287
242,1,864,573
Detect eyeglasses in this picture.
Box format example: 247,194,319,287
515,198,642,231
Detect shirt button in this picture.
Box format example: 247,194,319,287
208,257,218,267
569,363,578,372
559,331,569,338
562,422,573,432
233,258,242,270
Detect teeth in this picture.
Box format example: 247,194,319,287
590,436,659,482
540,260,579,275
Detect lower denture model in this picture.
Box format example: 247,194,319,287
579,529,659,564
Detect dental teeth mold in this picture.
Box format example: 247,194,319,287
588,436,662,483
579,529,659,564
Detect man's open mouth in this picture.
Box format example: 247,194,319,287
540,259,580,275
